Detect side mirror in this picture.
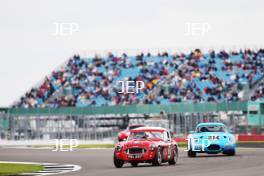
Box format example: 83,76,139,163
229,129,234,134
170,131,175,138
118,132,128,142
118,136,127,142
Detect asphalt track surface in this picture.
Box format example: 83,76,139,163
0,148,264,176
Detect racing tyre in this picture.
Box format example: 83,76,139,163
224,149,235,156
131,162,138,167
114,155,124,168
152,147,162,166
169,146,178,165
187,146,197,157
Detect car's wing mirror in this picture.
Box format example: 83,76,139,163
170,131,175,138
189,130,194,134
118,136,127,142
229,129,234,134
118,133,128,142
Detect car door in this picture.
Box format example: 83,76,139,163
166,131,173,160
162,131,171,161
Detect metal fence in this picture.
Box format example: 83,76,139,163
6,115,145,140
0,108,8,139
0,101,256,140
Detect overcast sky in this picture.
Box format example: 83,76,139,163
0,0,264,106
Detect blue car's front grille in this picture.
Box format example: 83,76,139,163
207,144,220,150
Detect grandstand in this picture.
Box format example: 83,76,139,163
12,49,264,108
1,48,264,140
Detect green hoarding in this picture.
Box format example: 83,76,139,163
7,101,248,116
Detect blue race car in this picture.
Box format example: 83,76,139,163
187,123,236,157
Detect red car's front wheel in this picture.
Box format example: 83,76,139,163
169,147,178,165
152,147,162,166
113,155,124,168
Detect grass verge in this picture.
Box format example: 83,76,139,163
0,163,43,176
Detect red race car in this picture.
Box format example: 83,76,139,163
117,124,145,142
113,127,179,168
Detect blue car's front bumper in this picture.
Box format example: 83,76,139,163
192,142,236,153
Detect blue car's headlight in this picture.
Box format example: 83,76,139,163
229,136,235,143
192,138,199,144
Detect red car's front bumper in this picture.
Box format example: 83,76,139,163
114,149,156,162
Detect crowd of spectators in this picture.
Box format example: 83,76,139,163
251,79,264,101
155,49,264,103
13,49,264,108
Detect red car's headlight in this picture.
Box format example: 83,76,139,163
115,145,122,152
149,144,155,151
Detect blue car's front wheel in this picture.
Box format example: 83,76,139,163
223,149,235,156
187,145,197,157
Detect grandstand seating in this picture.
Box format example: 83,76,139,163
251,79,264,101
13,49,264,108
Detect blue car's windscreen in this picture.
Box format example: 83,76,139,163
197,125,227,133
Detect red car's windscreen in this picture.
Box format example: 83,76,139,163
128,131,164,140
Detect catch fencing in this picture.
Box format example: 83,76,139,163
1,101,261,140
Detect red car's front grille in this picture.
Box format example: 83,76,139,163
127,148,145,154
